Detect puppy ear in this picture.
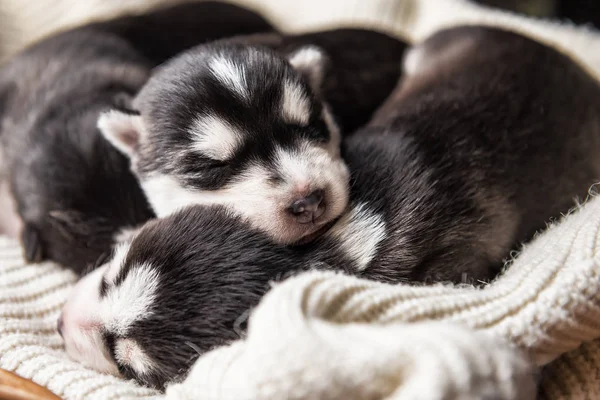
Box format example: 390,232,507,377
287,46,327,93
97,109,146,158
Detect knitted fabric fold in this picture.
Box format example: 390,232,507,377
166,196,600,399
167,322,536,400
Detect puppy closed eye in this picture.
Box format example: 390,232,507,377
179,153,230,174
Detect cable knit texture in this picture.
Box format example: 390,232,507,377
1,0,600,399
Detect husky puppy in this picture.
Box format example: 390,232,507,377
59,26,600,388
0,2,273,273
97,29,407,244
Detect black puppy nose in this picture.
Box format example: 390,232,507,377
288,189,326,223
57,315,64,338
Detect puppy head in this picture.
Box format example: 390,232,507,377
58,206,299,389
97,43,349,244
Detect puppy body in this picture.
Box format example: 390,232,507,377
59,26,600,388
0,2,273,273
98,29,408,244
364,25,600,282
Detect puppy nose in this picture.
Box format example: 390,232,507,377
288,189,325,223
57,315,64,338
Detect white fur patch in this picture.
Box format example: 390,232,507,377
104,242,131,284
281,80,311,126
402,46,426,76
189,114,241,160
60,265,119,375
102,263,160,337
208,56,249,101
141,174,215,218
326,203,386,271
275,145,316,190
140,137,350,243
115,338,155,376
60,260,159,376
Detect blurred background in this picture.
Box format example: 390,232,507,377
475,0,600,27
0,0,598,63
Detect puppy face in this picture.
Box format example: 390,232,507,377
58,207,300,389
98,44,349,244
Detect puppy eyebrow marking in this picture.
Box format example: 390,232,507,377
189,114,242,161
105,242,131,285
281,80,311,126
102,263,160,337
208,55,249,101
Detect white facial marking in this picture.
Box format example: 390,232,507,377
326,203,387,271
189,114,242,160
60,265,119,375
60,249,160,376
115,338,156,376
275,145,319,188
281,80,311,126
104,242,131,284
208,56,249,101
102,263,160,337
140,137,350,243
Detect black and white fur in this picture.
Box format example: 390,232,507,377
98,29,407,244
0,2,274,273
60,26,600,388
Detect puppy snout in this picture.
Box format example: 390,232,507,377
57,315,64,338
288,189,326,223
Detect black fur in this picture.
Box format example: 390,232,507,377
132,42,331,185
0,2,274,273
98,206,351,389
103,29,407,244
132,28,408,182
363,26,600,282
87,26,600,389
234,29,409,133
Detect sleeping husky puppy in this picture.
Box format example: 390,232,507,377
97,29,408,244
0,2,274,273
59,26,600,388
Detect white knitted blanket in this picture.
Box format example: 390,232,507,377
1,0,600,399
